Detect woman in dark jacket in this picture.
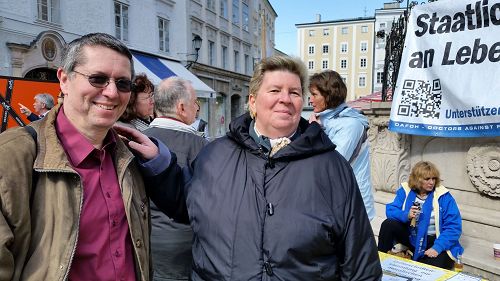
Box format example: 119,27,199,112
183,56,382,280
150,56,381,280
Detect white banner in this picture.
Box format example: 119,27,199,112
389,0,500,137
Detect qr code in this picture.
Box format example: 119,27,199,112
397,79,442,118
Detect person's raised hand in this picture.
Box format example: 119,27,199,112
113,124,158,160
18,103,31,116
309,113,321,125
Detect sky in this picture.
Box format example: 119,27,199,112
268,0,397,56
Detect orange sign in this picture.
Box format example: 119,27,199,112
0,76,60,132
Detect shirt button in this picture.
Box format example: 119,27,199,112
135,239,142,248
264,261,273,276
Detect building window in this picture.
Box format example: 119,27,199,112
377,71,384,84
158,17,169,52
340,43,348,53
244,54,250,74
361,25,368,33
207,0,216,10
359,76,366,87
308,61,314,70
341,27,348,34
242,2,249,31
114,2,129,41
322,45,329,54
322,60,328,69
360,58,367,68
232,0,239,25
360,42,367,52
222,46,228,68
37,0,60,23
220,0,228,19
208,41,216,66
379,22,386,29
308,45,315,55
234,50,240,72
340,59,347,69
308,30,315,37
323,28,329,36
341,75,347,83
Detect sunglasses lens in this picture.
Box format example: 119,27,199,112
88,76,109,87
116,79,132,92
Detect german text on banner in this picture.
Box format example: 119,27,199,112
389,0,500,137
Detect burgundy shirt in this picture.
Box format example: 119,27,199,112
55,108,136,281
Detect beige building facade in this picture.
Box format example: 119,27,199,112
296,16,375,102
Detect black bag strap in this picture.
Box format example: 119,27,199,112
348,127,368,164
24,125,38,207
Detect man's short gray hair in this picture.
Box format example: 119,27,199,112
154,77,193,117
35,93,55,109
60,32,134,78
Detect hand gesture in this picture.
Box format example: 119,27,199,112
308,113,321,125
113,124,158,160
19,103,32,116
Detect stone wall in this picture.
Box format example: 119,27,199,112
366,102,500,280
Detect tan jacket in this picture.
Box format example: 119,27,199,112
0,105,151,280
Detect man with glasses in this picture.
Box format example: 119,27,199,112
0,33,177,281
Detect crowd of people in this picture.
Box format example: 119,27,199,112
0,32,463,280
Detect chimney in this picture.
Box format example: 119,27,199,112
316,14,321,22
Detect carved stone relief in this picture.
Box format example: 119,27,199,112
368,116,410,193
466,144,500,197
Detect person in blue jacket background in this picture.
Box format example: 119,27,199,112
308,70,375,221
378,161,463,269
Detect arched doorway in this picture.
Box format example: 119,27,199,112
25,67,58,81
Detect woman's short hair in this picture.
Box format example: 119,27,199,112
408,161,441,191
248,56,308,118
120,74,154,122
309,70,347,108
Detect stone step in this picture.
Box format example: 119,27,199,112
460,235,500,280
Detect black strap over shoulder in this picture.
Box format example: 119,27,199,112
24,125,38,143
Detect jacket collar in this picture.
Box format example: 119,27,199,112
31,103,134,173
227,113,335,159
150,117,202,136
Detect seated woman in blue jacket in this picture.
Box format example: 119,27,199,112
378,161,463,269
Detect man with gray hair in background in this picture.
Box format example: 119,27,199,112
144,77,208,281
19,93,55,121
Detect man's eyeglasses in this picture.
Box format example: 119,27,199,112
72,70,133,93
